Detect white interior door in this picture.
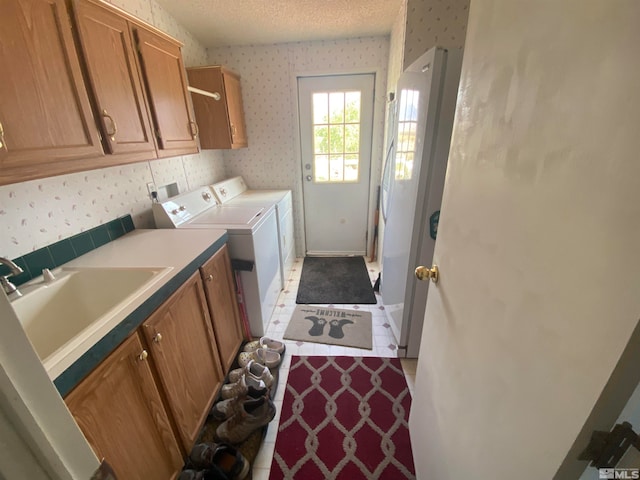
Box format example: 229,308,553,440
409,2,640,479
298,74,374,255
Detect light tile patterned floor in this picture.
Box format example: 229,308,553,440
250,258,418,480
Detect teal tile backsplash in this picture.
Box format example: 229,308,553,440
90,225,111,249
71,232,95,257
23,249,55,278
48,239,76,266
0,215,136,286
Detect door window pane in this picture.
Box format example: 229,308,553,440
345,92,361,122
329,125,344,153
314,126,328,154
345,124,359,153
330,155,344,181
313,93,328,123
344,154,359,181
329,92,345,123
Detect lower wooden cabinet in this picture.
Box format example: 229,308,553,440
141,272,224,451
200,244,244,373
65,332,183,480
64,245,245,477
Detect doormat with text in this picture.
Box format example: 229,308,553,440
284,305,372,349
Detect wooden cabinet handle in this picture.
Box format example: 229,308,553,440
102,109,117,140
153,333,163,343
206,274,214,282
0,121,6,151
138,350,148,361
189,121,199,138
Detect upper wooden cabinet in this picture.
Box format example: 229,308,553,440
0,0,104,184
187,66,248,149
134,25,199,158
73,0,157,160
199,244,244,373
0,0,198,186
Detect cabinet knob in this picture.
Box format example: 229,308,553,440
0,121,6,151
206,274,214,282
153,333,163,343
138,350,149,361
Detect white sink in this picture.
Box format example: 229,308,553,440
11,266,173,379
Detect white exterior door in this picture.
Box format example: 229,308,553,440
298,74,374,255
409,2,640,479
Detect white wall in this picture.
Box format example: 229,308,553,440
0,0,226,260
207,37,390,255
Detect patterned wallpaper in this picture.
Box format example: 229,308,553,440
0,0,226,259
404,0,470,68
208,37,391,255
388,0,408,94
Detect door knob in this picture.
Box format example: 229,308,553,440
415,265,439,284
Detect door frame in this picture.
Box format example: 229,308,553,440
291,66,386,258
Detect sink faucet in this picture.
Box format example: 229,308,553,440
0,257,24,299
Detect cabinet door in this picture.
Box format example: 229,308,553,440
186,66,229,149
142,272,223,451
73,0,157,160
65,332,183,480
200,244,244,373
134,26,198,158
223,70,248,148
0,0,103,185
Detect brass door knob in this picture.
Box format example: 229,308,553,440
415,265,439,284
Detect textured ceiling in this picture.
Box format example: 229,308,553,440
154,0,404,48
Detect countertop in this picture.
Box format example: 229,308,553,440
47,228,228,396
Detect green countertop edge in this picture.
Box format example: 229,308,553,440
54,233,228,398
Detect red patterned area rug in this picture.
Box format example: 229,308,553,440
269,356,415,480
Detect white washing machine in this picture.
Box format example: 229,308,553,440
210,176,295,289
152,187,281,337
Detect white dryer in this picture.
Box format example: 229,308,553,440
211,176,295,289
152,187,281,337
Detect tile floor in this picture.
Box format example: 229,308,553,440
249,258,418,480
